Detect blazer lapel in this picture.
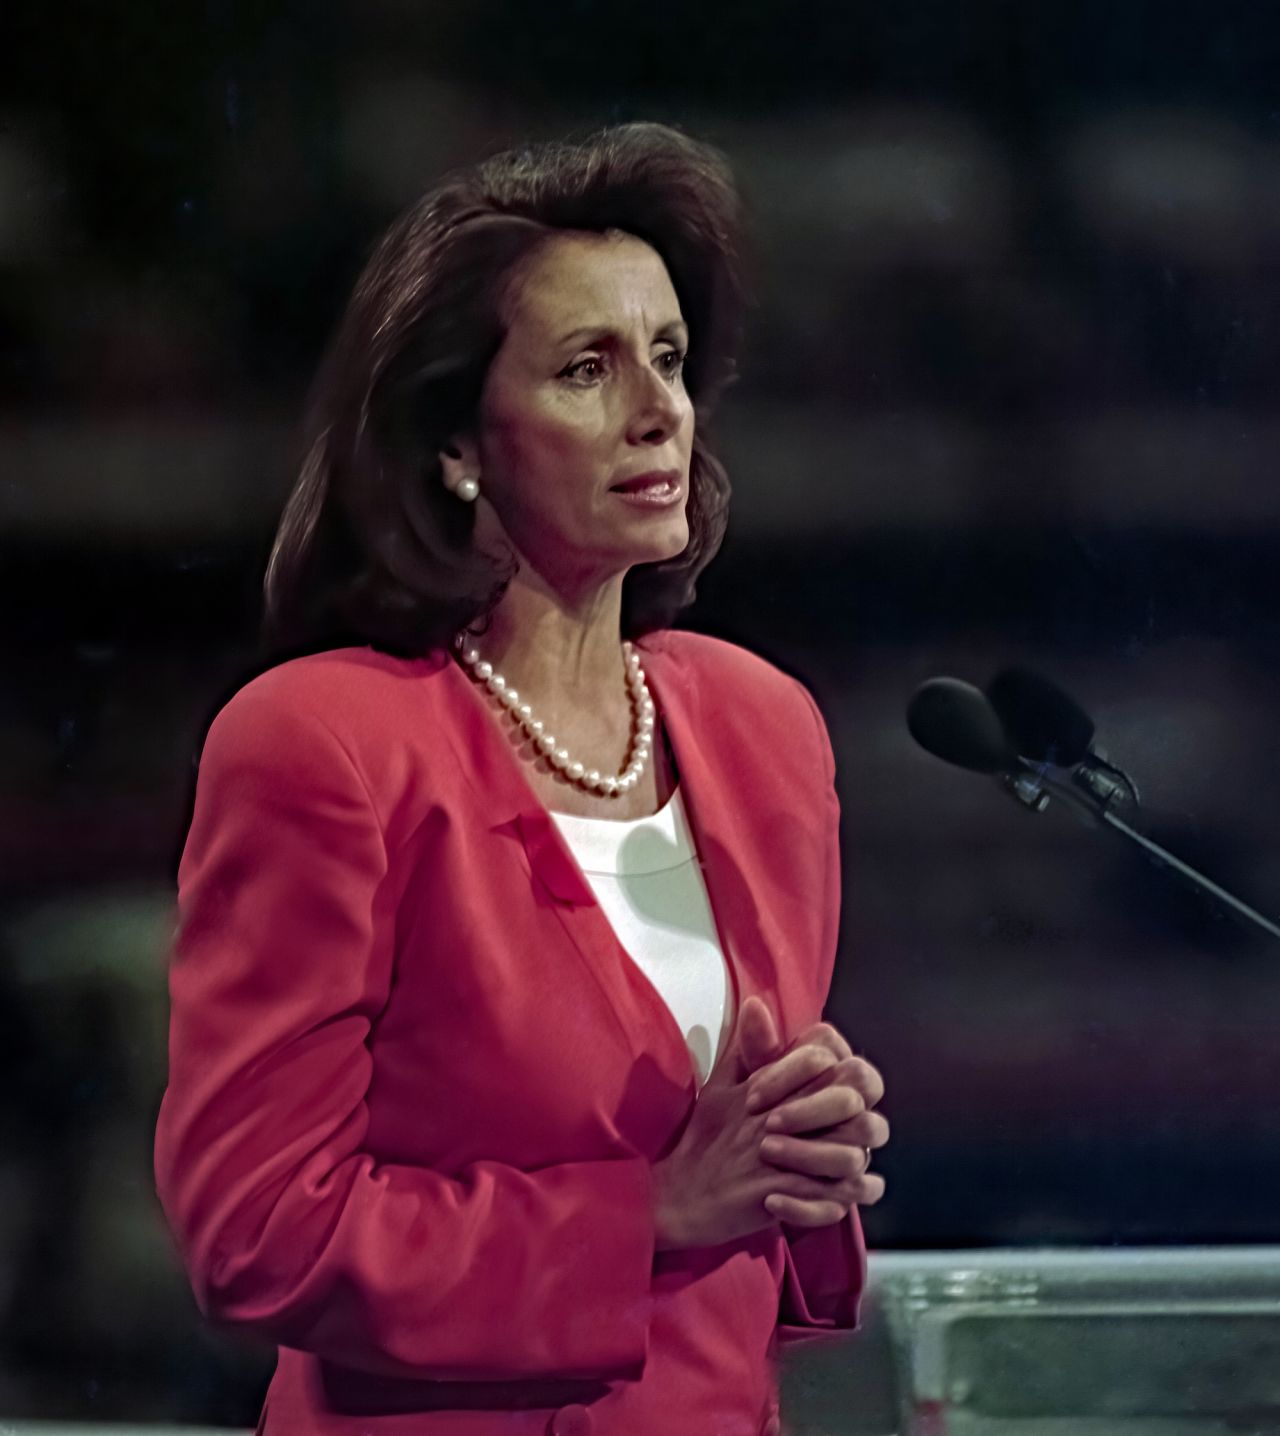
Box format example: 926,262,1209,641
512,808,598,906
446,658,706,1103
443,639,793,1093
638,637,787,1037
444,659,598,907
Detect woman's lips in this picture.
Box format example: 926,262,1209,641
609,471,683,506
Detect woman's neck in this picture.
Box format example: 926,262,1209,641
473,567,630,709
459,560,672,822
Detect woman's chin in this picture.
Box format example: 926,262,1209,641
622,514,690,567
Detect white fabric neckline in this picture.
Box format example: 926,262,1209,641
549,782,730,1087
548,787,694,876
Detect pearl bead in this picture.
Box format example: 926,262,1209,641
455,633,657,797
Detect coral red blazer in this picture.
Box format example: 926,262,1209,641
154,629,866,1436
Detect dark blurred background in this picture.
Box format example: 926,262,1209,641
4,0,1280,1422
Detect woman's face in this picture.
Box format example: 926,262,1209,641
463,229,695,592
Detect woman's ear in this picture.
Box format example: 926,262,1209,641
439,437,481,503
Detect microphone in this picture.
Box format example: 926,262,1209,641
905,668,1280,944
985,666,1139,808
985,666,1094,767
905,677,1018,775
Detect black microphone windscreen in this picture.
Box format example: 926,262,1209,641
986,666,1095,766
906,678,1018,775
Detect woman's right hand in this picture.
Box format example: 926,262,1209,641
651,996,865,1251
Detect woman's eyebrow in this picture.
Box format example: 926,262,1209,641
553,318,688,348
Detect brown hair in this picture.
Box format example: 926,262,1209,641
262,121,745,661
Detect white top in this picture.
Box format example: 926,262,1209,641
550,788,734,1087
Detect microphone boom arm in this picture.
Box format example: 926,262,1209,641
1003,766,1280,945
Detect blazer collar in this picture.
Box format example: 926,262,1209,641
450,634,774,999
445,632,801,1083
445,635,716,883
639,634,779,1006
450,637,701,908
466,637,703,900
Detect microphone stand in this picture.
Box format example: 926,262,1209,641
999,763,1280,945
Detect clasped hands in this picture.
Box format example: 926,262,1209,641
737,994,888,1227
650,992,887,1249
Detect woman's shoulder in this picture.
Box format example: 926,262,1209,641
640,629,834,774
203,644,456,757
638,628,813,707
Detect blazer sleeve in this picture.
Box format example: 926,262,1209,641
153,685,657,1382
774,679,868,1348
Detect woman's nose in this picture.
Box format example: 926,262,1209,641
626,362,685,445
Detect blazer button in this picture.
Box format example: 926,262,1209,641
548,1403,594,1436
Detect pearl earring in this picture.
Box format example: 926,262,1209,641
454,476,480,503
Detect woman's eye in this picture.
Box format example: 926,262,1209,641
559,349,685,384
561,356,605,381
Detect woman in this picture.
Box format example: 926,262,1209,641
154,122,889,1436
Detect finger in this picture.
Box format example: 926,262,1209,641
759,1133,871,1181
707,996,777,1087
809,1055,886,1107
791,1020,854,1063
735,995,783,1077
859,1172,886,1205
766,1166,886,1213
809,1109,891,1152
770,1169,887,1210
748,1054,885,1119
762,1193,849,1228
790,1023,884,1104
744,1045,840,1114
848,1055,886,1109
762,1084,865,1135
762,1172,886,1226
802,1055,887,1108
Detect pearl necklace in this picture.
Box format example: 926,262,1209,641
454,635,655,796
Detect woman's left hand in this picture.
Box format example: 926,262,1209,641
739,1011,889,1210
